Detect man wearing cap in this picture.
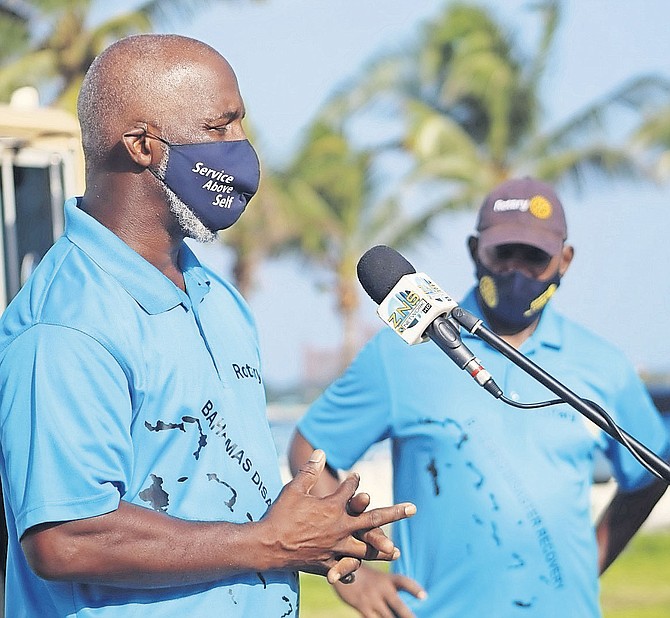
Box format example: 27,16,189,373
288,177,670,617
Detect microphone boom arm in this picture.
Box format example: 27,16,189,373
451,308,670,484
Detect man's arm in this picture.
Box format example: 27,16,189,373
289,429,342,495
21,450,415,588
595,476,668,573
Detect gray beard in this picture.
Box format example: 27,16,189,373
157,151,217,244
164,187,217,244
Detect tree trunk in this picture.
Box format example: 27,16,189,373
337,273,360,371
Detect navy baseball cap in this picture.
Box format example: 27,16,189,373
476,177,568,256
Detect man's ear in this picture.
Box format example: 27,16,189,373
467,236,479,262
122,126,156,168
559,244,574,276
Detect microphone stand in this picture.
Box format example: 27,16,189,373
451,307,670,484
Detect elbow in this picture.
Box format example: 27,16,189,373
287,429,313,477
21,524,81,582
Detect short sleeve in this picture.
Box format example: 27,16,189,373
0,324,134,537
297,333,392,471
603,365,670,492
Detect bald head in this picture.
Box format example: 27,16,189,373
77,34,240,167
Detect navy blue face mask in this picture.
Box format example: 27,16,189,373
146,133,260,231
475,261,561,333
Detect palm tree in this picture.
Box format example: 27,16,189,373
323,1,670,213
0,0,263,111
409,3,670,206
631,106,670,181
278,119,428,369
0,1,30,65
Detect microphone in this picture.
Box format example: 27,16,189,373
357,245,502,397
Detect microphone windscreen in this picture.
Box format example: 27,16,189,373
357,245,416,305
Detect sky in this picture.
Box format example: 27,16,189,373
112,0,670,389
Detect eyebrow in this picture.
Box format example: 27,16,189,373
207,108,246,124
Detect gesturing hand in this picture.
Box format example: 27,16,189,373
260,450,415,583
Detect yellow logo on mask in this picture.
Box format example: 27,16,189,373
523,283,558,317
479,275,498,308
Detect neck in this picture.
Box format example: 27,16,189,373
81,172,187,291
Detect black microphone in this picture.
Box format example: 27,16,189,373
357,245,502,397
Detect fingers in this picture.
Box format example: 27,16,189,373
332,471,361,503
327,556,361,585
356,502,417,531
289,449,326,495
348,491,371,515
344,498,416,561
390,573,428,600
356,526,397,558
336,533,398,562
333,567,421,618
387,592,419,618
383,575,426,618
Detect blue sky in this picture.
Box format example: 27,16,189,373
134,0,670,388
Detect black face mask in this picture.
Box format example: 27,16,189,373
475,261,561,333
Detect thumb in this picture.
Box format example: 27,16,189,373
291,449,326,495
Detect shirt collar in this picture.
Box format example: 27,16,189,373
63,198,211,314
460,287,562,352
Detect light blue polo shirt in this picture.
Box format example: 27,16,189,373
299,289,669,618
0,198,298,617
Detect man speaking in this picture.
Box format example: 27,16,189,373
0,34,415,616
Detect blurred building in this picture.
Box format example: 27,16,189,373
0,86,84,311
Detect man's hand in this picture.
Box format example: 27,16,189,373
259,450,416,583
596,476,668,573
334,493,427,617
335,565,426,618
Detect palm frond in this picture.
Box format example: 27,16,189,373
0,47,57,100
136,0,263,28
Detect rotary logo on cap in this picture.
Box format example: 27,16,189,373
529,195,553,220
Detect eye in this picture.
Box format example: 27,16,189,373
525,248,552,265
205,119,245,140
494,246,514,260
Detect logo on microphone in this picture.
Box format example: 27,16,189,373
387,289,429,333
415,275,453,303
377,272,459,345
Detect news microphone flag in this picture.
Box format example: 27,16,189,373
357,245,501,396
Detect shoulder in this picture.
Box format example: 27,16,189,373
2,238,117,333
0,237,150,370
550,310,638,382
557,312,626,357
